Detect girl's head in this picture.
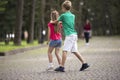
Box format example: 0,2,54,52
86,19,90,24
51,10,59,21
50,10,60,33
62,0,72,12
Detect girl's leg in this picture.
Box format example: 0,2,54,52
87,32,90,43
48,47,54,63
55,47,62,65
84,32,88,43
86,32,89,43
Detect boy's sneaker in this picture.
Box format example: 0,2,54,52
80,63,89,71
54,66,65,72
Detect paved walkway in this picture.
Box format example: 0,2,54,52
0,36,120,80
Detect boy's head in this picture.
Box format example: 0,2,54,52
62,0,72,12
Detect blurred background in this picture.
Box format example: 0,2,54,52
0,0,120,45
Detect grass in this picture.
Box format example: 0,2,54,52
0,40,40,52
0,36,119,52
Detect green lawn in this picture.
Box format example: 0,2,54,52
0,36,119,52
0,40,39,52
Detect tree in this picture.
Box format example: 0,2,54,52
14,0,24,45
0,0,16,40
38,0,46,43
27,0,36,43
0,0,120,42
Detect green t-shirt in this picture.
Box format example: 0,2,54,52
58,11,77,36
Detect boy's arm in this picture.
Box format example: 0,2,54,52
57,21,62,32
50,20,58,24
51,14,63,24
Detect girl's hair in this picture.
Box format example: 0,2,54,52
50,10,60,33
51,10,59,21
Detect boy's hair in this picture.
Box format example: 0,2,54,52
50,10,60,33
62,0,72,10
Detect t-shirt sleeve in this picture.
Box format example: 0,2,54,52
58,14,64,21
48,23,51,28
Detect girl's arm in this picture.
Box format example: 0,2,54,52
47,27,50,44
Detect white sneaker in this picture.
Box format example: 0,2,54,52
86,43,90,46
46,64,54,71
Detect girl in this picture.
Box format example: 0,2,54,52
84,19,91,46
47,10,62,71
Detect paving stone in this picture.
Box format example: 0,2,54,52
0,37,120,80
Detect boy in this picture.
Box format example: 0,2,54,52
54,0,89,72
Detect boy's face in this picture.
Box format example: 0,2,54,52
62,6,66,12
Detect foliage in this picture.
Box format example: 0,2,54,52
0,0,120,43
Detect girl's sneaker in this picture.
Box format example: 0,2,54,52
86,43,90,46
46,64,54,71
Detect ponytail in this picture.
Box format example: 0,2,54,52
51,10,60,33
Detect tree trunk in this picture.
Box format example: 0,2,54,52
38,0,45,44
27,0,36,43
14,0,24,45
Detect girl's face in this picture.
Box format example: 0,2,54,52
86,20,89,24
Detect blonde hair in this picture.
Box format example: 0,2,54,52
51,10,59,21
62,0,72,10
50,10,59,33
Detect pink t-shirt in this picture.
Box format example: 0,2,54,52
48,22,62,40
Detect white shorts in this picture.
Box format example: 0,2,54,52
63,34,78,53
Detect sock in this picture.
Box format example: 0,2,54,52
49,63,53,67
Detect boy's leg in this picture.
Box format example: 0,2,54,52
72,52,89,71
72,38,89,71
55,36,72,72
61,51,67,67
72,40,85,63
55,47,62,65
73,52,85,64
54,51,67,72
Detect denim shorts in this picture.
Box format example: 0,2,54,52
49,39,62,48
